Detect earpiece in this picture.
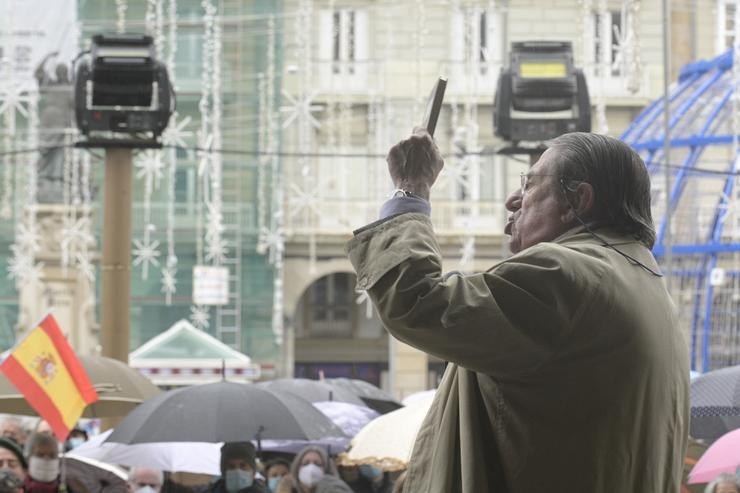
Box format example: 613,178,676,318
558,178,662,277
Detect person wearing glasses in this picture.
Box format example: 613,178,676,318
347,129,688,492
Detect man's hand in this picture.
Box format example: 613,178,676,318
386,127,444,201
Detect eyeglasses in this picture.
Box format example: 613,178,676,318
519,172,561,196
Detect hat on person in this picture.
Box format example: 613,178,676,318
0,438,26,470
220,442,257,475
0,469,23,493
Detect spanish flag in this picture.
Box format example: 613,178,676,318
0,314,98,440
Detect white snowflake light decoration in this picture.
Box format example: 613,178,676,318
76,252,95,282
61,216,94,256
163,112,193,150
132,238,161,280
190,305,210,330
135,151,165,191
256,226,284,264
161,266,177,304
0,82,34,118
7,247,44,287
288,182,322,219
14,222,41,254
280,89,323,130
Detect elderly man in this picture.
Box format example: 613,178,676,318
0,417,26,448
128,468,164,493
0,438,26,481
347,131,688,492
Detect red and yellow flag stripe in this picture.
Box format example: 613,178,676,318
0,314,98,440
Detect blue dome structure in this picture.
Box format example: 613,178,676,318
622,50,740,373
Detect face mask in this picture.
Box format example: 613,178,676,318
134,486,158,493
65,437,85,450
267,476,282,492
29,457,60,483
359,464,383,481
298,464,324,488
224,469,253,492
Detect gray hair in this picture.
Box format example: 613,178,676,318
128,467,164,486
705,473,740,493
547,132,656,249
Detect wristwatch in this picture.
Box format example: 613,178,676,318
390,188,413,198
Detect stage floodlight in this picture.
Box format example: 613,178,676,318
74,33,173,143
494,41,591,143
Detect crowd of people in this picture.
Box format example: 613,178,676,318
0,416,406,493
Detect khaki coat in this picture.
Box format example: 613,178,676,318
346,213,689,493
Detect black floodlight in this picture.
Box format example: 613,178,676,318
74,34,173,143
494,41,590,143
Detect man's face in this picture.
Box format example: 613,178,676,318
225,458,254,473
504,148,572,254
0,423,24,446
129,470,163,493
0,448,25,480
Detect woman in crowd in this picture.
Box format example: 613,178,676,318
264,459,290,492
275,446,350,493
24,433,65,493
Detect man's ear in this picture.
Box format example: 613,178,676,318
560,182,595,223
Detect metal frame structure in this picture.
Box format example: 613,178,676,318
622,50,740,372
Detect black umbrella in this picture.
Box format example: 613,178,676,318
690,364,740,442
327,378,403,414
107,381,346,444
257,378,366,407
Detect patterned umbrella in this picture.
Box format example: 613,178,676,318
690,364,740,442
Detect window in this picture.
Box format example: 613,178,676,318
593,10,624,77
319,9,368,90
306,273,353,337
450,7,503,91
718,0,739,53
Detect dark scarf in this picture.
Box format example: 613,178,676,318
24,477,62,493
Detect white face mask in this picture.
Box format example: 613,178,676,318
298,463,324,488
29,457,60,483
134,486,159,493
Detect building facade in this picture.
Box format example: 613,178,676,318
0,0,733,393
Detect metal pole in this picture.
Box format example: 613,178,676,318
100,147,133,363
663,0,672,292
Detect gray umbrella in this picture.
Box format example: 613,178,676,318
0,354,159,417
690,364,740,442
257,378,366,407
107,381,346,444
327,378,403,414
